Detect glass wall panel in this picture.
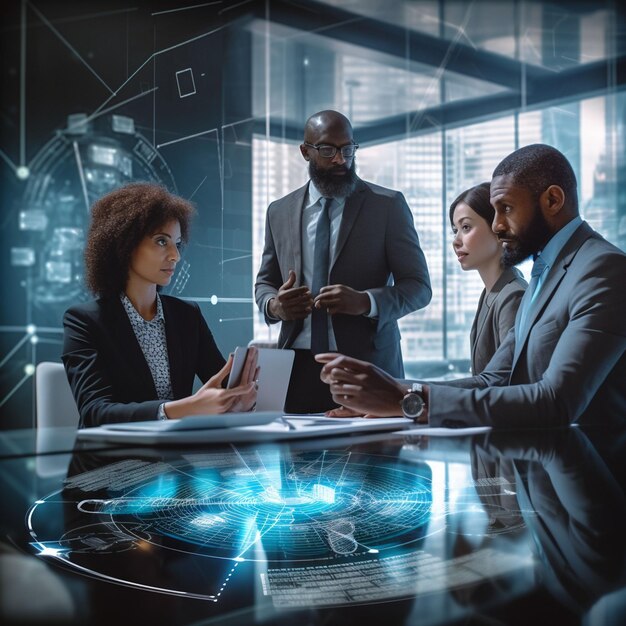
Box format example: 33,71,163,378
2,0,625,426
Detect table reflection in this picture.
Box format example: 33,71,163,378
27,441,433,616
469,427,626,614
2,424,623,625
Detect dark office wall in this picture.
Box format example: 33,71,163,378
0,1,255,428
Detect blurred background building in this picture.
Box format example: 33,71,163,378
1,0,625,428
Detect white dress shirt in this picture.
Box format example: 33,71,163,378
290,181,378,350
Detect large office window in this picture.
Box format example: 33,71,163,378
252,104,624,377
249,1,625,378
2,0,623,426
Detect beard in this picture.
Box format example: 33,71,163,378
500,204,551,267
309,159,358,198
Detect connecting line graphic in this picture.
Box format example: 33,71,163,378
0,325,64,408
27,1,115,94
333,452,352,496
317,450,327,486
81,88,159,127
0,332,32,370
0,148,19,174
20,0,27,167
230,445,277,493
408,2,474,135
151,1,223,17
29,490,239,603
218,0,255,15
189,174,208,200
157,127,218,150
296,509,379,554
90,24,229,119
235,510,284,560
73,141,90,212
0,329,36,408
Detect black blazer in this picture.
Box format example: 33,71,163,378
62,295,225,428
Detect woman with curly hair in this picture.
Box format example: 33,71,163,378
62,182,257,428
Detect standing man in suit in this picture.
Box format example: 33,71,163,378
255,110,431,413
317,144,626,427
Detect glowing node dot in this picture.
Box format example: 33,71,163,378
16,166,30,180
24,363,35,376
233,557,245,562
368,548,379,554
210,295,218,305
30,335,39,345
26,324,36,335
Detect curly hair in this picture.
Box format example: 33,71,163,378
84,183,195,297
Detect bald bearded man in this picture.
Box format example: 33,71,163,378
255,110,431,413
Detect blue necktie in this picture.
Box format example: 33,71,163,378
517,255,547,341
528,255,547,301
310,197,331,354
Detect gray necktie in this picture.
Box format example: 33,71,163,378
310,197,332,354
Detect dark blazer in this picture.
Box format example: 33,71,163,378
62,295,225,428
254,179,432,377
429,222,626,428
472,428,626,611
470,267,527,375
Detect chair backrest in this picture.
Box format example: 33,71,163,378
35,361,80,429
247,339,278,349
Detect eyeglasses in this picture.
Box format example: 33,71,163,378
303,142,359,158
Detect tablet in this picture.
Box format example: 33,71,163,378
226,346,249,389
101,411,280,432
227,347,295,412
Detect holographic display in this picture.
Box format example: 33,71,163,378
27,446,532,609
16,113,176,322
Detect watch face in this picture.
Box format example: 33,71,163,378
402,393,424,418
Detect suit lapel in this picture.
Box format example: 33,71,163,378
471,269,514,369
284,184,308,345
161,296,184,398
105,298,157,396
470,289,487,369
511,222,592,369
331,182,366,269
288,184,308,284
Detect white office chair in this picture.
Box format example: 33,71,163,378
35,361,80,477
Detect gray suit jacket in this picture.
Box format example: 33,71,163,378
429,221,626,428
254,179,431,377
470,267,527,375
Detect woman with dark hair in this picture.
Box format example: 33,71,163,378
450,182,527,374
63,182,257,428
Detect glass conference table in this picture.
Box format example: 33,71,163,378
1,421,625,626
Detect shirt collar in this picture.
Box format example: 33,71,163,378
121,293,165,324
307,180,323,207
305,180,347,211
535,216,583,268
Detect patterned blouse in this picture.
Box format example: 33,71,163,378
121,294,173,401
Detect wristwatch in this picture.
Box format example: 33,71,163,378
401,383,426,421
